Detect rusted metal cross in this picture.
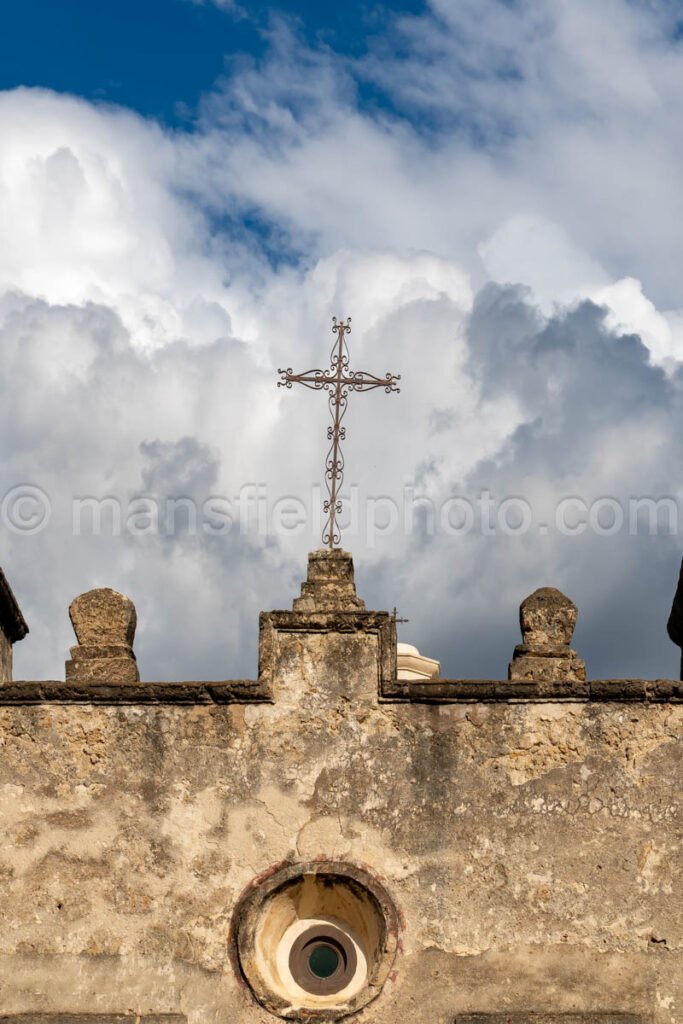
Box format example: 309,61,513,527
278,317,401,548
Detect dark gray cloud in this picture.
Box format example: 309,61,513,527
364,285,683,681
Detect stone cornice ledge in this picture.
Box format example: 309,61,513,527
384,678,683,702
0,677,681,705
0,680,272,705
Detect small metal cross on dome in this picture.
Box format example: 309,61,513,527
278,317,401,548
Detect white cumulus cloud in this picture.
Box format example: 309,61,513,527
2,0,683,683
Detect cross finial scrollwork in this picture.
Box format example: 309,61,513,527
278,317,400,548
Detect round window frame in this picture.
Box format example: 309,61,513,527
289,923,358,995
230,860,400,1020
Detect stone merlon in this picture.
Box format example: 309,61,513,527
65,587,140,684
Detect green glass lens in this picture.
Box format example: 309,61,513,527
308,943,340,978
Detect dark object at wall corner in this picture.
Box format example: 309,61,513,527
667,557,683,680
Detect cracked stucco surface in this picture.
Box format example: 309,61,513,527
0,628,681,1023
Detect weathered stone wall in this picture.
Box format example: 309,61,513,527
0,631,11,681
1,666,681,1020
0,554,680,1023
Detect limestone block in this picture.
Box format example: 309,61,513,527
520,586,577,647
69,588,137,647
293,548,366,612
66,588,139,683
509,587,585,682
509,648,586,683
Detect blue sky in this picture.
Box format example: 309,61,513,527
2,0,683,683
0,0,423,124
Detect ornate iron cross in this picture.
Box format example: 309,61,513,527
278,317,401,548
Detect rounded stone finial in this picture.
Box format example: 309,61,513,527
519,587,577,647
69,588,137,648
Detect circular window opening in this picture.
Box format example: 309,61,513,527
309,943,339,978
289,924,358,995
231,860,399,1020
